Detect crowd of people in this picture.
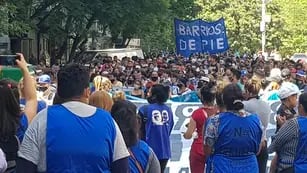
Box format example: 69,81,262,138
0,52,307,173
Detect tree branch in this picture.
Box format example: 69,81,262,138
30,0,59,19
37,3,61,27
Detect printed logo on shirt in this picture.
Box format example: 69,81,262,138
152,110,169,126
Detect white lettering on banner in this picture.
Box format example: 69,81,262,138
186,26,192,36
131,99,279,173
179,40,187,50
217,38,224,49
201,39,225,51
188,40,196,50
179,39,196,51
178,24,224,37
210,39,214,50
215,23,223,35
201,40,208,49
180,38,226,51
192,25,200,37
179,25,186,35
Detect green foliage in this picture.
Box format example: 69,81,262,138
139,0,201,51
195,0,285,54
274,0,307,55
0,1,31,36
3,0,307,59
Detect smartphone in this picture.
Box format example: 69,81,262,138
0,55,20,66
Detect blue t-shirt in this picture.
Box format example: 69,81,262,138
139,103,174,160
20,98,47,113
46,105,116,172
129,140,151,173
17,114,28,142
204,112,262,173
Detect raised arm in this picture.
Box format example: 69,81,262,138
16,53,37,123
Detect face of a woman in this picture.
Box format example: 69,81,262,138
288,94,298,108
298,103,305,115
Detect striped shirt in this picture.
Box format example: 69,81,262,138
268,118,299,172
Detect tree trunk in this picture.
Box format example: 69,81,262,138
68,35,81,62
68,15,96,62
54,16,72,63
55,39,68,63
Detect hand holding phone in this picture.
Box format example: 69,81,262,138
0,55,20,66
15,53,28,71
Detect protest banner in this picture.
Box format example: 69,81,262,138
129,93,280,173
174,18,229,57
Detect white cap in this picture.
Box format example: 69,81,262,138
278,82,300,99
267,68,282,82
200,76,210,83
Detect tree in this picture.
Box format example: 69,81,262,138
195,0,285,54
0,1,31,36
30,0,175,61
137,0,202,52
274,0,307,56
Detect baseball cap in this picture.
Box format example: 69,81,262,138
37,74,51,84
241,70,248,77
278,82,300,100
200,76,210,83
281,68,291,79
296,70,306,77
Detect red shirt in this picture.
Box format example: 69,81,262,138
188,84,195,90
191,107,218,155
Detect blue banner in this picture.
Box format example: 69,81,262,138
174,18,229,57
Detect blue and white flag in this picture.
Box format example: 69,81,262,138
174,18,229,57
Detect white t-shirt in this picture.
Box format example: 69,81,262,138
243,98,271,141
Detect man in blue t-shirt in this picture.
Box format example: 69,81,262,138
17,64,130,173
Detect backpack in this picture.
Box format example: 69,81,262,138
0,136,19,173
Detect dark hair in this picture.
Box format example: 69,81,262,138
216,92,224,109
0,79,19,103
231,68,241,80
53,93,65,105
90,73,98,83
179,78,188,87
148,84,170,104
222,84,244,111
299,93,307,113
0,81,20,139
57,63,90,99
111,100,138,147
200,81,216,105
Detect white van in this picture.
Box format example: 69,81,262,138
78,48,144,63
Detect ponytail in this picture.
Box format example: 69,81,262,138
232,100,244,111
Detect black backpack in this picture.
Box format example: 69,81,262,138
0,136,19,173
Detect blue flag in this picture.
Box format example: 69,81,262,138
174,18,229,57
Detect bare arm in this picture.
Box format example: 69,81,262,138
141,90,145,99
183,118,196,139
17,53,37,123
